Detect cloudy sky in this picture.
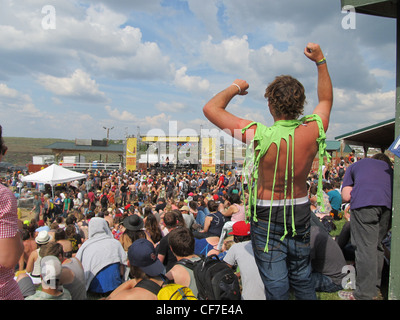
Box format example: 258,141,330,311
0,0,396,142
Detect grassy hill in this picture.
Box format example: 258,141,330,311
2,137,70,166
2,137,122,166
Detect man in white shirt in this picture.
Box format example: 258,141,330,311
223,221,266,300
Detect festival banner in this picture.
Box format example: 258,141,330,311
201,137,216,174
126,137,137,171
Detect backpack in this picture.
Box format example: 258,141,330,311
177,254,241,300
200,178,207,189
100,194,108,205
181,181,188,192
222,176,229,187
157,284,197,300
135,279,162,296
321,215,337,233
338,167,345,178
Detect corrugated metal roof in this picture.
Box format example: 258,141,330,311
326,140,353,153
341,0,397,19
334,118,395,149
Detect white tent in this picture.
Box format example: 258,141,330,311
21,164,87,197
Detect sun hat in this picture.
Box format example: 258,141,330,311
228,221,251,236
123,214,144,231
40,256,62,289
179,206,190,212
35,230,52,245
128,238,165,277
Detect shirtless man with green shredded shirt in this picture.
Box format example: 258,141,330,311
203,43,333,300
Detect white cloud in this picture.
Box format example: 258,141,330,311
89,38,172,80
0,3,173,82
199,35,308,97
0,83,41,116
355,90,395,112
37,69,108,102
326,88,395,139
0,26,28,51
105,105,137,122
333,88,395,114
105,104,172,133
174,67,210,93
85,4,127,29
0,83,19,98
220,0,387,93
143,113,171,129
201,35,251,75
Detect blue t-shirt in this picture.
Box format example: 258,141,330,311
327,189,342,211
194,238,214,256
342,158,393,210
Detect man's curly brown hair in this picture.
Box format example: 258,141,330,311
264,75,306,119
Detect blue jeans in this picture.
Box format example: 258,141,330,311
251,219,316,300
311,272,343,293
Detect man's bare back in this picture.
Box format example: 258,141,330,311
254,120,319,201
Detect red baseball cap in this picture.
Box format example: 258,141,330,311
229,221,251,236
213,194,219,201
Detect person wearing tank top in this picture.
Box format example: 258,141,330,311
62,257,87,300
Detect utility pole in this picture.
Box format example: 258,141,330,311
103,126,114,163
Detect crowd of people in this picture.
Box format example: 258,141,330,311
0,149,392,300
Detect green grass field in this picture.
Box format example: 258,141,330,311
2,136,122,166
2,137,70,166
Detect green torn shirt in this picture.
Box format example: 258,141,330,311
241,114,331,252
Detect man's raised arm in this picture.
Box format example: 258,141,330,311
304,43,333,132
203,80,253,143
